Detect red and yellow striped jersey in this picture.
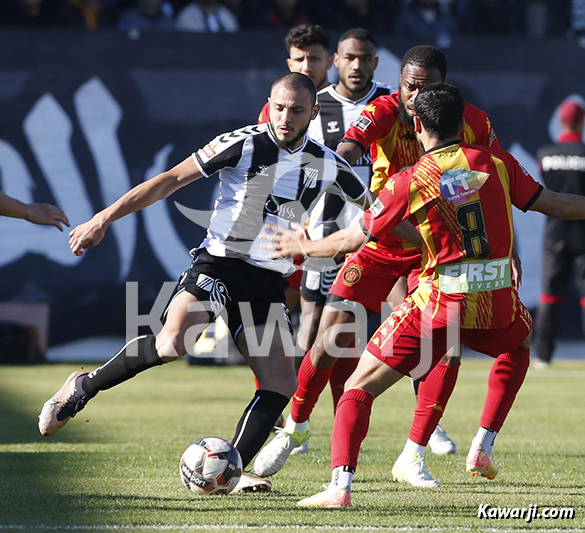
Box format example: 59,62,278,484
343,91,499,255
363,141,542,329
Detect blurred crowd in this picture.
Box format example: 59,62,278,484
0,0,579,40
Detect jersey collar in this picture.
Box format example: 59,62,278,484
327,81,382,105
423,139,461,155
267,122,308,153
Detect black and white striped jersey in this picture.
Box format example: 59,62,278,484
307,81,394,243
191,122,367,275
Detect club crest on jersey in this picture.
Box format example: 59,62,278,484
327,121,340,134
439,169,489,205
303,167,319,188
342,263,363,287
351,116,371,132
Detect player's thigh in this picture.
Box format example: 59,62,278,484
238,323,297,397
157,289,211,360
345,350,405,399
310,300,367,367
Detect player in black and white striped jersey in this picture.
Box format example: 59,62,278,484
297,30,394,418
39,73,391,493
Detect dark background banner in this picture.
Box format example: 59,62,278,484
1,30,584,345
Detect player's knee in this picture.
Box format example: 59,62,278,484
260,371,297,398
520,330,532,349
155,331,187,362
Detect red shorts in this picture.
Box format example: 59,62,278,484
368,297,533,380
286,258,303,291
328,245,421,314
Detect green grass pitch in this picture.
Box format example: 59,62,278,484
0,359,584,532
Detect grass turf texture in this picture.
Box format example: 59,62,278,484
0,359,583,532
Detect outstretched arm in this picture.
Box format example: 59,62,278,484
529,188,585,219
69,155,201,256
265,218,422,259
336,141,364,167
265,221,366,259
0,192,70,231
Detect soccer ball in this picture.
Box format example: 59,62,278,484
179,437,242,495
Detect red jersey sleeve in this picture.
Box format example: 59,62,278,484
504,152,543,212
341,93,399,154
362,168,411,241
258,101,270,124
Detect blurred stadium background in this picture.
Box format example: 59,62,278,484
1,0,585,363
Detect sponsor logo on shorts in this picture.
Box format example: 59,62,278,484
195,274,230,315
342,263,363,287
438,258,511,294
351,116,371,132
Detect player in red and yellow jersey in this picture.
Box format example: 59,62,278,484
289,83,585,507
253,46,502,483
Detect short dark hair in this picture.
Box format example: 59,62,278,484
271,72,317,107
401,45,447,80
414,83,464,140
285,24,330,52
338,28,377,49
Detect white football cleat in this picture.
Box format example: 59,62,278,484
392,452,441,488
429,424,457,455
253,423,310,477
297,486,351,508
231,472,272,493
290,436,310,456
466,444,498,480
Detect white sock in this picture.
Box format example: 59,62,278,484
472,427,497,454
284,414,308,434
403,438,426,458
330,465,354,489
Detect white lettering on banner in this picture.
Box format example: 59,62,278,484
74,78,136,281
0,77,191,281
541,155,585,172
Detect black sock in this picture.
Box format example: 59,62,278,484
81,335,164,399
412,378,420,397
231,389,290,469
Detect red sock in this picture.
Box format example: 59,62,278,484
480,348,530,432
253,375,260,390
290,351,334,423
408,362,460,445
329,357,360,412
330,389,373,469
